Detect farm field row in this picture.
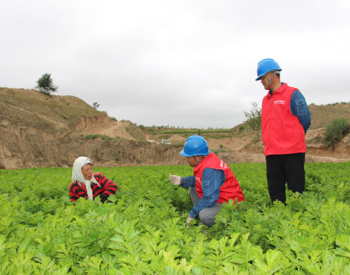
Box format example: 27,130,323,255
0,162,350,274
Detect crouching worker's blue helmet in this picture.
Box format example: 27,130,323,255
180,135,210,157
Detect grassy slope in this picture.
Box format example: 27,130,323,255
308,102,350,130
0,87,103,130
125,123,148,141
1,87,349,137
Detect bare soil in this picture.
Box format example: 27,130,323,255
168,134,186,141
88,121,135,140
207,137,253,152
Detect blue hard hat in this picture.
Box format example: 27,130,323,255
187,135,205,141
180,136,210,157
256,58,282,81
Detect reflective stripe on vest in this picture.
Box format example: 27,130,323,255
193,153,245,204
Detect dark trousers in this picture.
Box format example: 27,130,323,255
266,153,305,203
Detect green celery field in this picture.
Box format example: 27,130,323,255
1,162,350,274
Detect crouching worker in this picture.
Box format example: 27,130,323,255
69,156,117,203
169,136,245,227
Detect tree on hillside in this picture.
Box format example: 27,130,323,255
35,73,58,95
243,102,261,131
92,102,100,109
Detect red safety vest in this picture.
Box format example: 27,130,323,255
193,153,245,204
261,83,306,156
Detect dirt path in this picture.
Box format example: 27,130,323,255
89,121,135,140
145,134,155,143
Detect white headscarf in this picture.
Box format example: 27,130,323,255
72,156,100,201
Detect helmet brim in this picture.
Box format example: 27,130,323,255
255,69,282,81
180,150,193,157
180,149,210,157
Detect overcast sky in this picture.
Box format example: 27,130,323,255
1,0,350,128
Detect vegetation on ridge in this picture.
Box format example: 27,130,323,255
0,87,103,129
35,73,58,95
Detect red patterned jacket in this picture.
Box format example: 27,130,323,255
69,172,117,203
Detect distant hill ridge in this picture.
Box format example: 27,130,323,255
1,87,350,131
0,87,104,130
0,87,349,169
308,102,350,130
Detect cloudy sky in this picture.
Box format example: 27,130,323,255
1,0,350,128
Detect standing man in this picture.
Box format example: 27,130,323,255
169,135,245,227
256,58,311,203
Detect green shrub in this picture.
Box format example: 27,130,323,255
35,73,58,95
323,118,350,149
243,102,261,131
92,102,100,109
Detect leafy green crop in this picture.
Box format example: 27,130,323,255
0,162,350,273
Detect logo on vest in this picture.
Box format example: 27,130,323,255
195,177,201,183
220,160,227,169
274,100,285,105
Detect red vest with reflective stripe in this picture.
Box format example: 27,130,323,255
193,153,245,203
261,83,306,156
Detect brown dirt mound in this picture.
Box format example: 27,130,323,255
207,137,253,152
305,128,325,142
168,134,186,141
88,121,134,140
343,134,350,144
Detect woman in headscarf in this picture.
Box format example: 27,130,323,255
69,156,117,203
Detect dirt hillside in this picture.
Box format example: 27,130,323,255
308,103,350,130
0,87,102,130
0,87,349,169
0,125,187,168
168,134,186,141
82,121,135,140
207,137,252,152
